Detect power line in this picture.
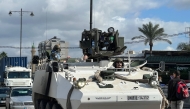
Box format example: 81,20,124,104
1,31,190,49
125,31,190,44
0,46,80,49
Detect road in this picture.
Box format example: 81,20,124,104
0,105,190,109
0,107,4,109
0,105,5,109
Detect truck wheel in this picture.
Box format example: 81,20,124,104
35,99,41,109
45,101,53,109
52,103,62,109
39,100,47,109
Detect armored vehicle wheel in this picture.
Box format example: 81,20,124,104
45,101,54,109
6,104,10,109
39,100,47,109
5,105,8,109
52,103,62,109
35,99,41,109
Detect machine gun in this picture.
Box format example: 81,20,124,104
80,27,127,61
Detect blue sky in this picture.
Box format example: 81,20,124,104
140,6,190,22
0,0,190,61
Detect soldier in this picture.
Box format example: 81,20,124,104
112,58,124,71
83,55,88,61
51,44,61,60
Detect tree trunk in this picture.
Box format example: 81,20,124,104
149,43,153,56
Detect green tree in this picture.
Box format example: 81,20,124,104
0,51,7,59
132,22,172,56
177,42,190,51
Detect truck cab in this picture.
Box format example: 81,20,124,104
3,66,33,87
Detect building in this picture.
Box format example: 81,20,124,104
31,43,36,74
38,36,69,60
144,50,190,82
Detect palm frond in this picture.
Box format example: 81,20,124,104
148,22,153,37
154,28,165,37
152,24,159,33
139,25,149,37
144,39,149,45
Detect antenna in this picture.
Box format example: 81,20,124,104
93,1,95,28
127,50,131,75
90,0,93,30
46,9,48,40
22,58,23,67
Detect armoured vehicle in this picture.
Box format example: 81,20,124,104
32,26,168,109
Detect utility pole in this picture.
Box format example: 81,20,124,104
9,8,34,58
185,27,190,45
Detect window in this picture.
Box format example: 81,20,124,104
0,88,9,94
8,72,30,78
11,88,32,97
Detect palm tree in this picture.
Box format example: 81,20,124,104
177,42,190,51
0,51,7,59
132,22,172,56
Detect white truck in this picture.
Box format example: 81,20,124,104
3,66,33,87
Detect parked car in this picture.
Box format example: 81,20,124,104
0,87,10,105
6,87,34,109
184,83,190,107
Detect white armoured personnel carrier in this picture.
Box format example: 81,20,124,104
32,27,168,109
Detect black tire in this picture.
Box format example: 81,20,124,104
39,100,47,109
8,104,10,109
6,104,10,109
52,103,62,109
45,101,54,109
35,99,41,109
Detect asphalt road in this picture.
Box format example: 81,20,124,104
0,104,5,109
0,105,189,109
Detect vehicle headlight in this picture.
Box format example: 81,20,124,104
75,78,86,89
13,102,23,106
149,76,158,88
77,81,86,88
150,80,158,87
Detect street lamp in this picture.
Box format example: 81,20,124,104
9,8,34,58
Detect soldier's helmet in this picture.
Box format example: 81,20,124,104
53,44,61,52
112,58,124,68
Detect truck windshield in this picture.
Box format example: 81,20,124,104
8,72,30,78
11,88,32,97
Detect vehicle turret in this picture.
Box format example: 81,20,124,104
80,27,127,61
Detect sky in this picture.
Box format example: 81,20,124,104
0,0,190,62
